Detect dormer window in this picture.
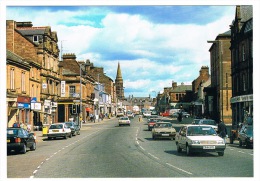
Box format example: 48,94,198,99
33,35,39,42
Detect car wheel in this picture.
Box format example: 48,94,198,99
69,133,72,138
218,152,224,156
64,134,67,139
177,143,182,153
239,139,242,147
48,137,51,140
186,145,191,156
77,131,80,135
246,141,250,148
21,144,27,154
30,142,36,151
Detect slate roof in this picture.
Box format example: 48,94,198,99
240,5,253,22
170,84,192,93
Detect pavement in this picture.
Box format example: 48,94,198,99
33,117,114,143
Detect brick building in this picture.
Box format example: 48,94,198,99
208,30,232,124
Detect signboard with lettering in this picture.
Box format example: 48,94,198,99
61,81,66,97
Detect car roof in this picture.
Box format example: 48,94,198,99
156,122,171,124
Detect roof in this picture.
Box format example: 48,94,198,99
239,5,253,22
170,84,192,93
116,62,123,80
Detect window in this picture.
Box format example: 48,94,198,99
33,35,38,42
242,44,245,61
10,68,15,90
69,86,76,97
242,74,246,91
21,71,26,92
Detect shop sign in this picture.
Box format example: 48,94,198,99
44,100,51,106
17,103,30,109
61,81,66,97
230,94,253,103
17,96,31,103
31,102,41,110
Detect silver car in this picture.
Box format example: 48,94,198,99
175,125,226,156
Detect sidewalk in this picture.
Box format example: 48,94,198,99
33,117,115,143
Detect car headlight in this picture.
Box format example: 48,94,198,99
217,140,225,144
250,137,253,141
191,140,200,144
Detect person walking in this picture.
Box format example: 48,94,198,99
218,120,228,143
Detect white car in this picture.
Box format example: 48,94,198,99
47,123,72,139
143,111,151,118
175,125,226,156
118,117,131,126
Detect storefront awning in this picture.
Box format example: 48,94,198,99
86,107,92,111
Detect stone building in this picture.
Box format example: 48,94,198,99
6,20,42,128
115,62,124,100
208,30,232,124
58,54,95,123
230,5,253,127
15,21,61,126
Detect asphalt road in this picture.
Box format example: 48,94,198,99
7,116,253,178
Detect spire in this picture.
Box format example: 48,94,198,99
116,62,123,80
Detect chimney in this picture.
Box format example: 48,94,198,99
172,81,177,89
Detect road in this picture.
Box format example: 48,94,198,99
7,116,253,178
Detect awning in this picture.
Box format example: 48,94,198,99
86,107,92,111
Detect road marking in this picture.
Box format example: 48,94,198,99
238,151,245,154
148,153,159,160
136,141,139,145
139,146,145,151
166,163,193,175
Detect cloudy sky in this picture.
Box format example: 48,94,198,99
3,1,250,97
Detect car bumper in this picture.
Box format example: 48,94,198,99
7,143,24,151
189,144,226,152
47,133,67,138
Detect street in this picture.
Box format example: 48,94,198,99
7,116,253,178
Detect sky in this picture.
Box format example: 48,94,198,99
2,1,253,98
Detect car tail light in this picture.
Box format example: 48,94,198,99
63,128,65,132
15,137,21,143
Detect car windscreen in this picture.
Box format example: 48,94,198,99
120,117,129,120
155,123,171,128
187,126,216,136
201,120,216,125
246,127,253,136
65,122,73,127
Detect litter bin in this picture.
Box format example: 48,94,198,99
42,124,49,137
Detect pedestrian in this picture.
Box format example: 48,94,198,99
218,120,228,143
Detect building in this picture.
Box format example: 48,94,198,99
192,66,211,117
58,53,95,124
115,62,124,100
230,5,253,128
15,21,61,126
6,20,42,129
208,30,232,124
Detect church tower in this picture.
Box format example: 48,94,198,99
115,62,124,100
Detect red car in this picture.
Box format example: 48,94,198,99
161,110,170,117
148,119,160,131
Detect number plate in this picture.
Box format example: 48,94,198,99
162,134,169,136
203,146,215,149
7,139,10,143
52,130,59,132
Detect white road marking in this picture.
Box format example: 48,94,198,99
166,163,193,175
148,153,159,160
136,141,139,145
139,146,145,151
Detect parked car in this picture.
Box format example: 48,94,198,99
147,119,161,131
47,123,72,139
182,112,190,118
192,119,201,125
151,110,158,115
161,110,170,117
65,122,80,136
118,116,131,126
152,122,176,140
7,127,36,154
171,112,179,118
175,125,226,156
238,125,253,148
198,119,218,132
